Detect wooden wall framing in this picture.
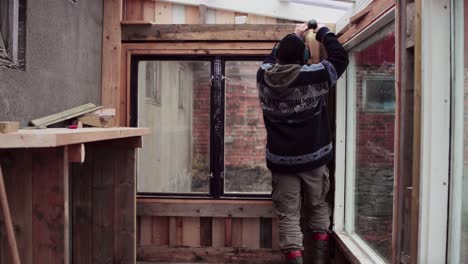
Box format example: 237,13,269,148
136,199,282,263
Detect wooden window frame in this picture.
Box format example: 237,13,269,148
334,9,396,264
124,42,275,199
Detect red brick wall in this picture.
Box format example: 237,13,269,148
192,61,267,169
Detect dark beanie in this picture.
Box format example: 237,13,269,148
276,34,306,64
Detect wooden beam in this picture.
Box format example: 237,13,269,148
68,144,85,163
338,0,395,45
0,122,19,133
137,245,283,263
137,199,275,218
122,24,297,41
102,0,123,126
156,0,346,23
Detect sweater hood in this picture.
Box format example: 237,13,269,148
264,64,302,93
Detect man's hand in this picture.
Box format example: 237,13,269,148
313,23,327,34
294,23,308,39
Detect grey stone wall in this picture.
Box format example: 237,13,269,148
0,0,103,126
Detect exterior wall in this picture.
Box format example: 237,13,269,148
0,0,103,126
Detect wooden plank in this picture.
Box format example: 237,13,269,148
122,24,297,41
215,10,234,24
411,0,422,262
92,146,114,264
0,127,149,149
137,200,275,218
71,146,94,264
137,245,284,263
125,0,143,20
259,218,272,249
127,49,271,56
113,148,136,263
305,31,320,64
143,0,155,22
123,42,276,50
338,0,395,44
0,122,19,133
140,216,152,245
184,5,199,24
198,4,207,24
0,149,33,264
151,216,170,246
247,14,266,24
242,218,260,249
68,144,85,163
225,218,232,247
176,217,183,246
182,217,200,247
32,148,69,264
231,218,243,247
211,217,225,247
265,17,277,24
199,217,212,247
30,103,101,127
154,2,173,24
102,0,122,126
271,218,279,250
168,216,177,246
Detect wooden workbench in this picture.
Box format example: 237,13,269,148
0,127,149,264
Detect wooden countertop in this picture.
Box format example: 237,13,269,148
0,127,150,148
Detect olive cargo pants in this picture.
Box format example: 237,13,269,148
271,165,330,252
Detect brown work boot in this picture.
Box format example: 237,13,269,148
310,231,330,264
285,250,303,264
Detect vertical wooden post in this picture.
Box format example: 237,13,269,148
102,0,123,126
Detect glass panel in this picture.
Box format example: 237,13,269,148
137,61,211,193
224,61,271,194
349,23,395,261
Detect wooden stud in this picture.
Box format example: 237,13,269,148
140,216,153,245
215,10,235,24
102,0,122,126
152,216,170,246
242,218,260,249
225,217,232,247
68,144,85,163
231,218,243,247
271,218,279,250
182,217,200,247
71,147,93,264
143,0,155,22
211,217,225,247
154,2,173,24
169,216,177,246
125,0,144,20
199,217,212,247
184,5,199,24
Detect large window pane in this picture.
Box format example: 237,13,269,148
224,61,271,194
349,23,395,261
137,61,211,193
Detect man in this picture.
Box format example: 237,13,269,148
257,23,348,264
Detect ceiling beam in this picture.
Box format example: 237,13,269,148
156,0,347,23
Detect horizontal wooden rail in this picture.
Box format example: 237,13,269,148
138,198,275,218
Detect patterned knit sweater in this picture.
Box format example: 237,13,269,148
257,27,349,172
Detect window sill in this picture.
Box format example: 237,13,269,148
333,231,388,264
